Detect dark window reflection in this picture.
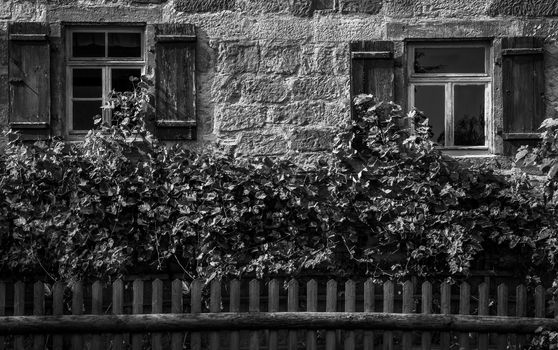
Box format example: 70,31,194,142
73,32,105,57
73,100,102,130
73,69,102,98
414,47,485,74
111,68,142,92
414,85,445,146
454,85,485,146
108,33,142,58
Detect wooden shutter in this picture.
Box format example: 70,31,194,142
502,37,545,155
154,24,197,140
350,41,395,102
8,22,50,140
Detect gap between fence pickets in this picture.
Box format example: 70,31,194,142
0,312,556,335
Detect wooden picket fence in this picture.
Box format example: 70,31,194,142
0,278,556,350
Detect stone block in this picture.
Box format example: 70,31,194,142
252,17,312,41
236,131,288,155
267,101,325,125
235,0,290,13
313,0,335,10
241,76,290,103
216,104,267,132
0,2,11,19
339,0,382,14
259,42,300,75
291,0,313,16
175,0,235,12
300,44,349,75
487,0,558,17
323,101,351,126
312,17,383,42
386,20,523,40
217,41,260,74
211,74,243,103
292,76,342,101
291,127,336,152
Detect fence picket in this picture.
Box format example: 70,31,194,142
345,280,356,350
515,285,527,349
478,282,489,350
91,281,104,350
497,283,509,350
421,282,432,350
383,281,394,350
459,282,471,350
230,279,241,350
249,279,261,350
52,282,64,350
288,279,299,350
0,281,4,350
363,279,375,350
131,279,144,350
440,282,451,350
191,279,203,350
72,281,84,350
33,281,45,350
152,279,163,350
210,279,221,350
326,279,338,350
535,285,545,318
14,281,24,350
112,279,124,350
306,279,318,350
171,279,183,350
402,280,413,350
268,279,280,350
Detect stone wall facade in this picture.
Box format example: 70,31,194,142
2,0,558,162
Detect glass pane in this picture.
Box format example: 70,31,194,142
414,47,485,74
73,100,102,130
111,68,142,92
73,69,102,98
108,33,142,58
414,85,445,146
454,85,485,146
72,32,105,57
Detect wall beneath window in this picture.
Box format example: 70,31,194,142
2,0,558,164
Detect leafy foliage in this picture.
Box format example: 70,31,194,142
0,92,557,287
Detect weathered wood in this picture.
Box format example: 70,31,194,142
535,285,545,318
230,279,241,350
52,282,64,350
326,280,338,350
268,279,280,350
497,283,509,350
1,312,557,334
478,283,489,350
516,285,527,349
383,281,394,350
306,279,318,350
459,282,471,350
132,279,144,350
249,279,260,350
191,279,203,350
210,279,221,350
0,282,4,350
152,279,163,350
33,281,45,350
440,282,451,350
421,282,432,350
402,281,413,350
72,281,84,350
345,280,356,350
288,279,299,350
171,279,183,350
14,281,25,350
112,279,124,350
350,41,395,102
363,279,375,350
91,281,104,350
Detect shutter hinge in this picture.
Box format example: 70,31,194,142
351,51,393,59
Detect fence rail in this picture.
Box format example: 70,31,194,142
0,278,553,350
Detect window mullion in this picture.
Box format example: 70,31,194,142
445,83,453,147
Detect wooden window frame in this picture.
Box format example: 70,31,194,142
65,26,146,137
407,41,494,154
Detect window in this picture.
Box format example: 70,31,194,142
66,27,145,134
407,42,492,151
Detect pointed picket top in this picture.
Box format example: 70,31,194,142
326,280,337,312
383,280,394,313
230,279,241,312
364,278,375,312
421,281,432,314
345,280,356,312
268,279,280,312
497,283,509,316
249,279,260,312
287,279,299,312
402,280,413,313
307,279,318,312
210,279,221,313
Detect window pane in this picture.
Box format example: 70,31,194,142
414,47,485,74
73,100,102,130
108,33,142,58
414,85,445,146
454,85,485,146
111,68,142,92
72,32,105,57
73,69,102,98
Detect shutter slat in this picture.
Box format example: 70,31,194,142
350,41,395,103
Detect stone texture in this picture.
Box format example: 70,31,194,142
211,74,243,103
252,17,312,41
267,101,325,125
216,104,267,131
0,2,12,19
236,131,288,155
300,44,349,75
0,39,7,66
235,0,290,13
383,0,489,17
291,127,336,152
46,5,161,22
241,75,290,103
217,41,260,74
487,0,558,17
259,42,300,75
339,0,382,14
291,0,313,16
175,0,235,12
292,76,343,101
312,16,383,42
386,20,524,40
